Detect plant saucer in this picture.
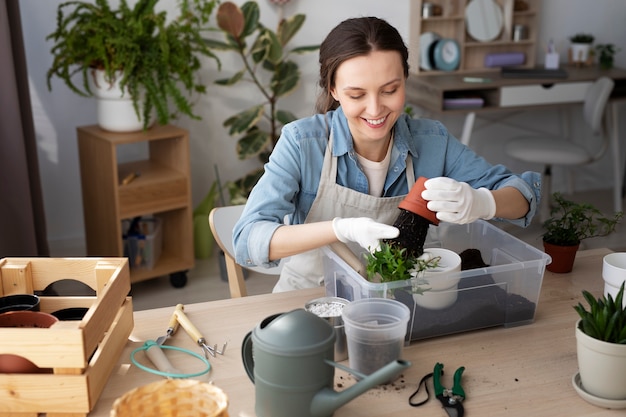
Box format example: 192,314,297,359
572,372,626,409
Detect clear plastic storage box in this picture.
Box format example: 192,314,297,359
123,217,162,270
323,220,551,342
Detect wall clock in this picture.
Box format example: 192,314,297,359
433,38,461,71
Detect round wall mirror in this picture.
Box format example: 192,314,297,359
465,0,504,42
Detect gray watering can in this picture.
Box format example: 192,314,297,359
241,309,411,417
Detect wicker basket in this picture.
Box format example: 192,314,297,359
111,379,229,417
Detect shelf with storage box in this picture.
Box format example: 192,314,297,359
77,124,194,286
409,0,540,74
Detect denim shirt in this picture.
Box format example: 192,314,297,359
233,107,541,268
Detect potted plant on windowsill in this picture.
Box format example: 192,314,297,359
541,193,622,273
573,283,626,403
46,0,220,132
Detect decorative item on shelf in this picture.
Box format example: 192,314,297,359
596,43,620,70
46,0,220,132
573,283,626,407
568,33,595,67
541,193,623,273
432,38,461,71
206,1,319,202
465,0,504,42
544,39,560,70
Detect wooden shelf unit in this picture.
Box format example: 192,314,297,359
409,0,540,74
77,124,194,284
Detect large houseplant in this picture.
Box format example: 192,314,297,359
574,283,626,401
206,1,319,202
542,193,622,273
46,0,220,130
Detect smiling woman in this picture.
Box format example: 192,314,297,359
232,16,541,293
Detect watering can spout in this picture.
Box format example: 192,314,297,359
310,359,411,417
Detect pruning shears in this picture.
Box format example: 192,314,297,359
409,362,466,417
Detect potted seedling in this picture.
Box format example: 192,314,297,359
365,242,462,310
573,283,626,402
541,193,622,273
596,44,620,70
569,33,594,64
46,0,220,131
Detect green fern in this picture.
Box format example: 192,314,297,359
574,282,626,344
46,0,220,130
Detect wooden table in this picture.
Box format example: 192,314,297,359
90,248,621,416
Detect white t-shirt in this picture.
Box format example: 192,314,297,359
356,138,393,197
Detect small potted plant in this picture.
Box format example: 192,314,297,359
46,0,220,131
542,193,623,273
596,43,620,70
365,242,462,310
573,283,626,401
569,33,594,64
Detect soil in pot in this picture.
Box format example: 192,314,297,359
386,177,439,258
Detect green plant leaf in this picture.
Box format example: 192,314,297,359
224,105,264,135
278,14,305,46
203,37,239,51
271,60,299,97
237,127,271,159
215,69,245,86
275,110,297,125
291,44,321,54
240,1,260,38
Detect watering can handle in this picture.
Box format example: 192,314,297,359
241,331,255,382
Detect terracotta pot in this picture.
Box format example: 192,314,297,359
543,241,579,273
0,311,58,373
398,176,439,225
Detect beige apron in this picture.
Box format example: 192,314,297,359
273,132,415,292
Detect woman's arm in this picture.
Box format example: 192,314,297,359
268,221,337,260
492,187,530,220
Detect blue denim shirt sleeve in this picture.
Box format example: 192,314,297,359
233,108,541,267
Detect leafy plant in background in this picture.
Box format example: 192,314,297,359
574,282,626,344
569,33,595,44
596,43,620,70
541,193,622,246
205,1,319,202
46,0,220,129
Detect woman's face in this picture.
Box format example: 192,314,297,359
331,50,406,157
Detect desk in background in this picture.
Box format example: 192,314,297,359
90,248,616,417
406,66,626,213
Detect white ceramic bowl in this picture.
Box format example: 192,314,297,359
602,252,626,307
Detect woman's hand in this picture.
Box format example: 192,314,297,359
332,217,399,252
422,177,496,224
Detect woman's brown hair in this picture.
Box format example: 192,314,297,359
315,17,409,114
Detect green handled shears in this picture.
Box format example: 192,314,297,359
409,362,466,417
434,362,466,417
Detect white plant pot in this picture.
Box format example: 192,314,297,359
570,43,591,63
576,321,626,400
88,69,149,132
412,248,462,310
602,252,626,308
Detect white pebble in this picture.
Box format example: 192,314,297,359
307,302,345,317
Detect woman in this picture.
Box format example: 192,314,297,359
233,17,540,292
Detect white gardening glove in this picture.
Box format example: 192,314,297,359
332,217,399,253
421,177,496,224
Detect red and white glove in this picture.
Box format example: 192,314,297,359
421,177,496,224
332,217,399,253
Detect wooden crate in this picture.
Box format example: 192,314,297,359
0,257,134,417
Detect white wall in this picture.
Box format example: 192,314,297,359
19,0,626,253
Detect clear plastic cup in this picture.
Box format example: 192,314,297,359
342,298,410,376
